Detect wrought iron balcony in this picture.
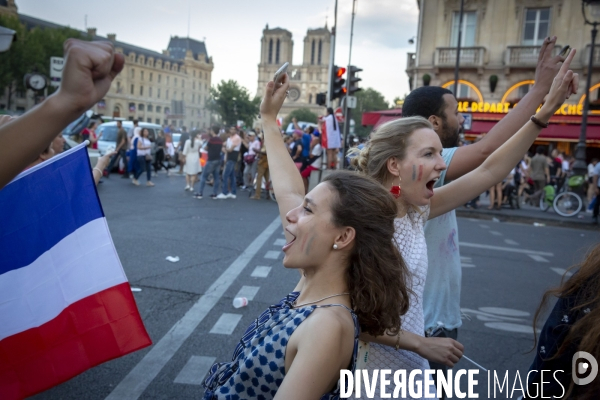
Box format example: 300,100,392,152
434,47,486,67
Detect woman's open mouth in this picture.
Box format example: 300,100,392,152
425,178,438,194
282,230,297,252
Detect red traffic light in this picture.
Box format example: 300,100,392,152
336,67,346,78
341,87,347,94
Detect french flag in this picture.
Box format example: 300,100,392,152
0,143,151,399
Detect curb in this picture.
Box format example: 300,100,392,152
455,208,597,231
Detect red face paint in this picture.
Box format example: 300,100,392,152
418,165,423,181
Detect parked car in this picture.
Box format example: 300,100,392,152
95,121,162,156
285,121,318,135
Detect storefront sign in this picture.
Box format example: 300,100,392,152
457,101,584,116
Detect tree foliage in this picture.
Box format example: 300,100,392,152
0,15,87,108
207,80,260,127
283,107,318,127
354,88,389,137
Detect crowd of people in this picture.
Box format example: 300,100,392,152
1,38,599,400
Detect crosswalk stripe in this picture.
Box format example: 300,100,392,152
264,250,280,259
251,266,272,278
174,356,216,385
528,254,549,263
479,224,490,229
551,267,573,278
235,285,260,301
210,313,243,335
274,238,287,246
459,242,553,256
461,263,476,268
504,239,519,246
489,231,503,236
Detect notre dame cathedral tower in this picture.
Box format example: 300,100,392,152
256,24,330,121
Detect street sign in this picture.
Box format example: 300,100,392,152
346,96,357,109
335,107,344,122
50,57,64,87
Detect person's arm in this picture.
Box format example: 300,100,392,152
260,74,304,243
429,49,579,220
360,330,464,367
0,40,124,189
545,165,551,183
446,36,564,181
92,151,115,185
275,310,352,400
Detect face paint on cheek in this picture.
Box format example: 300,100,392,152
412,165,416,181
299,235,309,254
418,165,423,181
305,236,315,256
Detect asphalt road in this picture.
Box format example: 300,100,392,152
34,171,600,399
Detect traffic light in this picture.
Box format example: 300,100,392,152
348,65,362,95
330,65,347,101
316,92,327,106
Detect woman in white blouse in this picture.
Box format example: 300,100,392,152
133,128,154,187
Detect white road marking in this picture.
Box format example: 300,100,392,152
551,267,574,278
251,266,272,278
479,307,530,317
235,285,260,301
461,257,472,262
504,239,519,246
489,231,503,236
479,224,490,229
459,242,553,257
210,313,243,335
106,216,282,400
528,254,549,263
264,250,280,259
484,322,540,334
174,356,216,385
274,238,287,246
461,263,476,268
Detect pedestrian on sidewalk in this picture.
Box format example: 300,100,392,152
526,147,551,206
177,126,190,175
132,128,154,187
217,127,241,199
324,107,340,169
194,126,223,199
106,120,129,178
242,131,261,190
182,131,201,192
251,133,270,200
202,72,411,400
350,45,578,399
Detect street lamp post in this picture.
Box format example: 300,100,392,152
574,0,600,176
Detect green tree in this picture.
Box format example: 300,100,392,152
0,15,86,109
207,80,260,127
283,107,318,127
354,88,389,137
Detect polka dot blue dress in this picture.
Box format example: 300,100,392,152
202,292,359,400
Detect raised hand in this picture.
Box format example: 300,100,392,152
540,48,579,114
56,40,125,117
533,36,565,93
260,73,289,121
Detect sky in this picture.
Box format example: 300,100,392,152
16,0,419,104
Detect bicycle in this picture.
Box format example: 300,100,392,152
539,174,584,217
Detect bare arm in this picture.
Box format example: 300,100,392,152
360,331,464,367
260,74,304,242
446,36,564,181
430,49,579,219
0,40,123,189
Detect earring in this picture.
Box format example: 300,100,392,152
333,244,338,250
390,176,402,199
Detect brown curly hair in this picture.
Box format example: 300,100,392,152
532,243,600,400
323,171,411,336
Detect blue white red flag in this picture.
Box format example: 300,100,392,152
0,143,151,399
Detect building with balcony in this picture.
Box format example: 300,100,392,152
0,0,214,130
403,0,600,153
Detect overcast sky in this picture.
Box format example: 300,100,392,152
17,0,418,103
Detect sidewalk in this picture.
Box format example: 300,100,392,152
455,194,598,230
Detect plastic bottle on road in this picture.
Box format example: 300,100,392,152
233,297,248,308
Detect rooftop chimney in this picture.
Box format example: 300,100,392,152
87,28,97,37
107,33,116,42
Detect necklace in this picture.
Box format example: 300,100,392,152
293,292,350,308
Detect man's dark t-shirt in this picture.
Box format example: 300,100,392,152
292,139,303,162
116,128,128,151
206,136,224,161
179,132,190,151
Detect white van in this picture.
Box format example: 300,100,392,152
96,121,163,156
